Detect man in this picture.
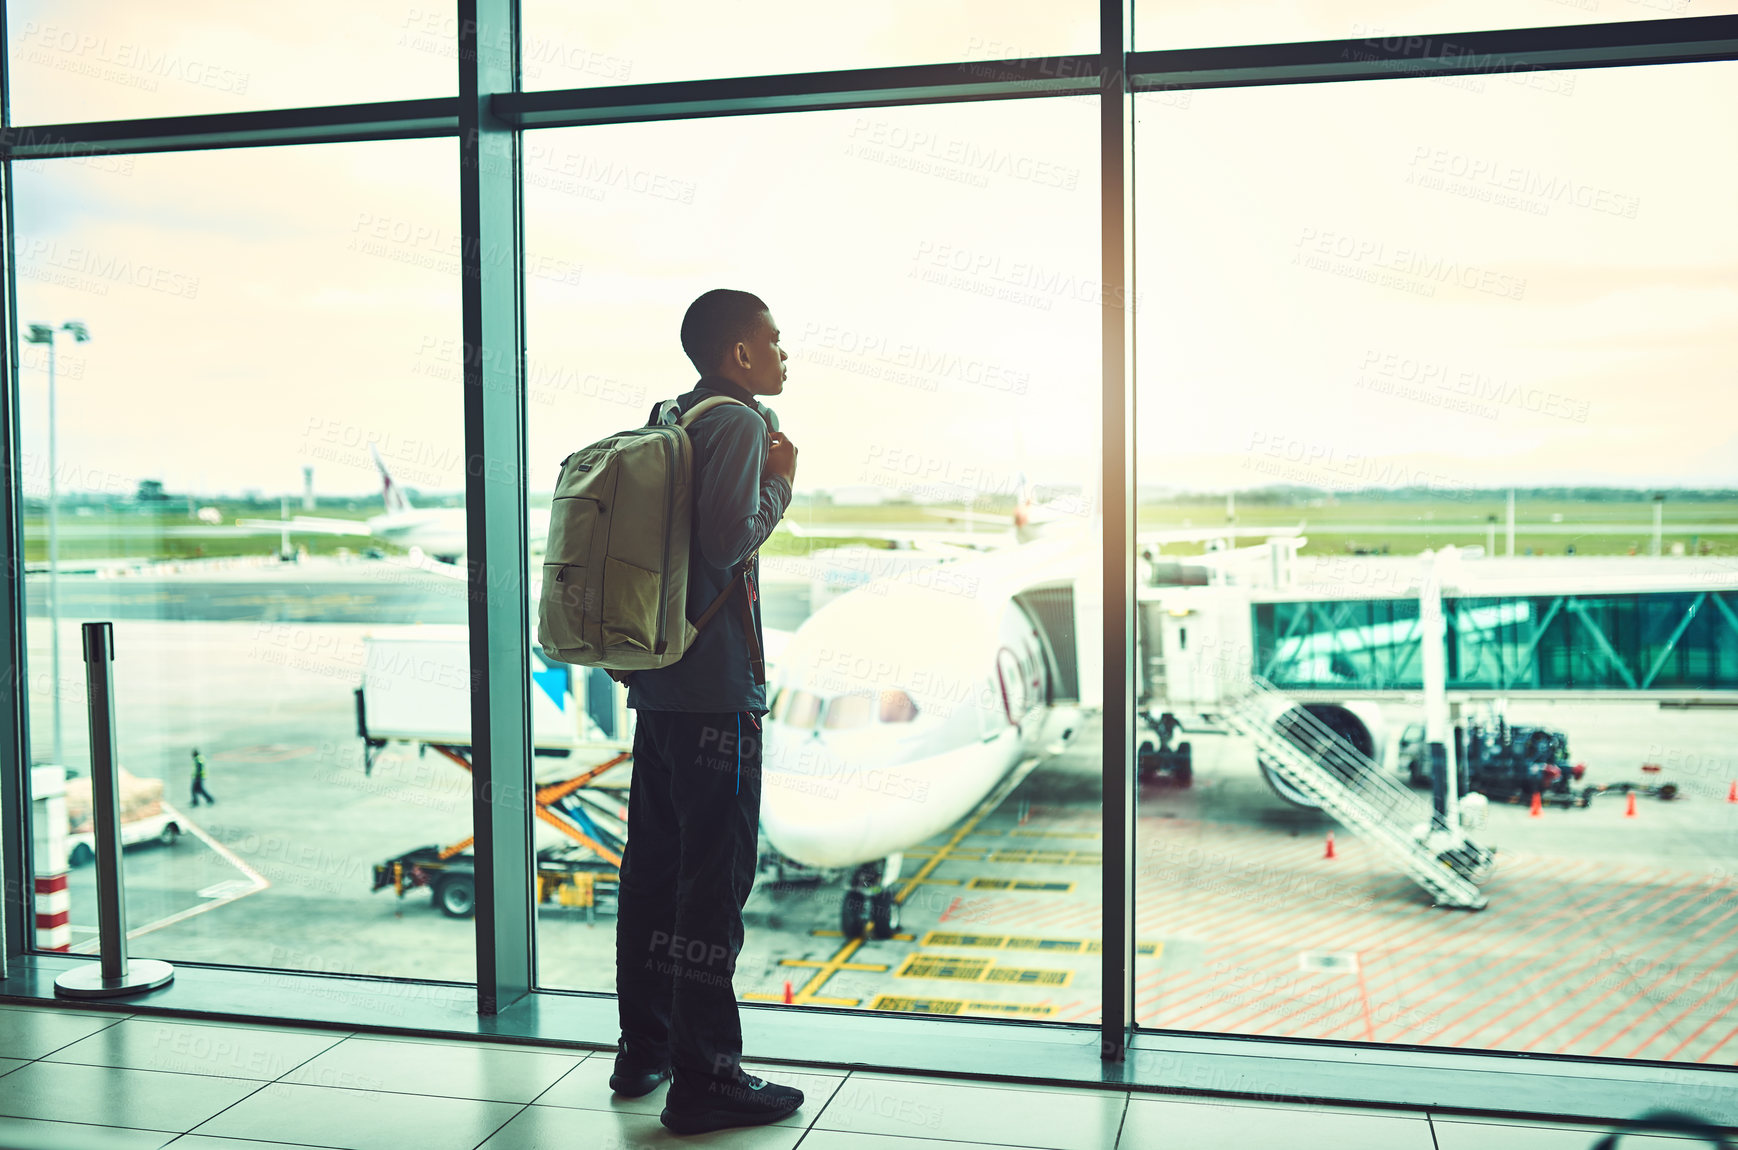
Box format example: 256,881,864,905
611,289,802,1136
189,748,215,807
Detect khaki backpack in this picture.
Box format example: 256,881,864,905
537,396,763,681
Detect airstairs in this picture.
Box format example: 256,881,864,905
1218,676,1490,909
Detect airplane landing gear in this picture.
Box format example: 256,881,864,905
1138,711,1192,787
841,856,902,940
871,889,900,937
842,890,871,938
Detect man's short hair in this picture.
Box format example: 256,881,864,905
681,289,769,374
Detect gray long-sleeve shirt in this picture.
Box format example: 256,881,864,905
624,378,792,715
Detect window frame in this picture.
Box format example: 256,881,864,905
0,0,1734,1123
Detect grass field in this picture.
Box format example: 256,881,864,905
1136,495,1738,558
19,492,1738,564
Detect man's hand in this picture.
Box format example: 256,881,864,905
767,431,798,483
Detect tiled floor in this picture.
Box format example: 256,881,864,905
0,1001,1718,1149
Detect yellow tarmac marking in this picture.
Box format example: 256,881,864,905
768,756,1046,1008
744,936,870,1006
966,878,1075,893
985,967,1072,986
895,953,995,980
809,929,916,941
779,957,890,973
893,952,1074,987
904,847,987,862
987,848,1101,865
870,996,1056,1018
914,933,1164,958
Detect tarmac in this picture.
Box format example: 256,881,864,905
22,556,1738,1064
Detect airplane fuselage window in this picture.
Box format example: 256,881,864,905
774,688,823,729
822,692,875,730
878,689,918,723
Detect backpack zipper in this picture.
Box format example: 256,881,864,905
655,427,675,654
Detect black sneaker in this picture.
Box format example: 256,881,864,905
660,1071,804,1135
608,1037,672,1098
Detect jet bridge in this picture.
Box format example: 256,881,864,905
1139,552,1738,910
1144,556,1738,706
1253,587,1738,698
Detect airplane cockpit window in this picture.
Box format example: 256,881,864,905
822,692,874,730
878,690,919,723
773,687,823,729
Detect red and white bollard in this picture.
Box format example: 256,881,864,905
31,764,70,952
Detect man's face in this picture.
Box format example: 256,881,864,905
735,310,787,397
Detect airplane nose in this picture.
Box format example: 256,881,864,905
760,727,876,866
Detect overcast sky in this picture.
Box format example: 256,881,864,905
6,3,1735,507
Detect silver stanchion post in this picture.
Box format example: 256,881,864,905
54,622,173,998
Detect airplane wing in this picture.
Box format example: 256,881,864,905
920,507,1017,528
394,547,468,580
1138,524,1305,547
778,519,1014,552
233,516,375,536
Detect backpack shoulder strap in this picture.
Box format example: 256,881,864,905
678,395,747,428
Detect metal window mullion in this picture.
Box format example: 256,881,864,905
0,185,31,969
459,0,534,1017
1502,596,1563,691
497,56,1101,129
1260,602,1313,680
1567,599,1638,690
1640,592,1706,689
1708,593,1738,687
1100,0,1135,1064
0,99,461,159
1389,613,1425,687
1126,15,1738,91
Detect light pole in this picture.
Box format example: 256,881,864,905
24,320,90,767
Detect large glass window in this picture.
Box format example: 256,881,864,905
522,1,1096,91
1136,0,1738,51
1132,61,1738,1062
3,0,1734,1106
4,1,455,123
15,139,473,983
524,99,1106,1022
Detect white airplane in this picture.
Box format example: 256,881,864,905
239,445,551,565
758,482,1305,938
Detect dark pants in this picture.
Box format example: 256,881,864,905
190,779,215,806
616,709,762,1088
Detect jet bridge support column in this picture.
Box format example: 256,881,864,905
1420,550,1460,844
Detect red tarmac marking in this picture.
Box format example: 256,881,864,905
1442,879,1726,1051
1150,854,1528,1034
1556,883,1738,1055
1692,1017,1738,1064
1143,854,1548,1027
1307,858,1636,1043
1354,868,1669,1045
1643,962,1738,1061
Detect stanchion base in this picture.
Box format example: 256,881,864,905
54,959,174,999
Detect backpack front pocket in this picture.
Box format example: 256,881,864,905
601,555,663,653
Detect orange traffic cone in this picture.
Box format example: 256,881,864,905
1727,780,1737,804
1324,832,1337,860
782,980,794,1005
1529,792,1543,818
1624,791,1638,818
